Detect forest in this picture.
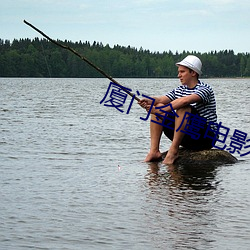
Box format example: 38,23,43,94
0,38,250,78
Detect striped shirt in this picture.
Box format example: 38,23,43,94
166,80,218,130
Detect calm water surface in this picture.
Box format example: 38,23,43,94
1,78,250,250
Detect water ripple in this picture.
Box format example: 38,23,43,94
0,78,250,250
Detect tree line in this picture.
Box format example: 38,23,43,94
0,38,250,78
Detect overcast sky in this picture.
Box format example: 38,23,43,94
1,0,249,53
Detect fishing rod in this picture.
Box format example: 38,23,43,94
23,20,140,101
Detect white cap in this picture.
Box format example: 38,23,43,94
176,55,202,75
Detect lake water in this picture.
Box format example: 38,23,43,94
1,78,250,250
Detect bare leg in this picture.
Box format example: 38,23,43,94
163,106,191,165
144,113,163,162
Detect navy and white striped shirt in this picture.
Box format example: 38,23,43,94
166,80,218,130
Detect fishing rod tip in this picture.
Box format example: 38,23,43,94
23,20,30,25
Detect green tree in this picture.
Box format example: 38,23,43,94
244,56,250,76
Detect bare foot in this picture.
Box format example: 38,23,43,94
163,149,179,165
144,150,162,162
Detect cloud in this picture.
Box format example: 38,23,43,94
134,0,168,5
79,3,89,10
1,0,250,53
198,0,250,10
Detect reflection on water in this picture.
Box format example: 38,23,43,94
143,160,250,250
147,161,219,191
144,162,220,249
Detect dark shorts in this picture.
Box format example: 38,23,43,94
163,106,215,150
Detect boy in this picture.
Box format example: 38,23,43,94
139,55,217,164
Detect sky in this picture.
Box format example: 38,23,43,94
1,0,250,53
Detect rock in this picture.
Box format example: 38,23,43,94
161,148,238,166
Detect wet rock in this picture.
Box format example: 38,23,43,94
161,148,238,166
